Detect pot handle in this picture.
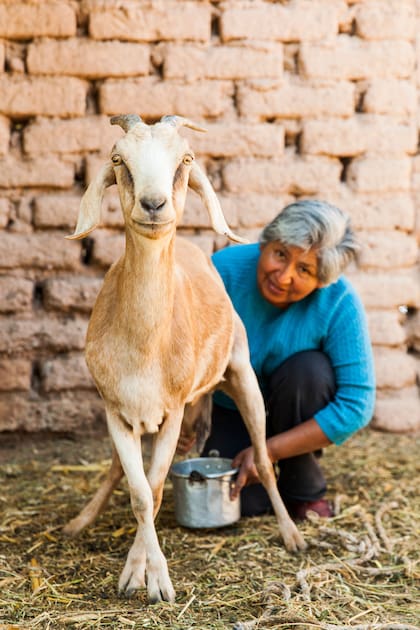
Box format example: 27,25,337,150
188,470,206,484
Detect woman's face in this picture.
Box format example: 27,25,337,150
257,241,324,309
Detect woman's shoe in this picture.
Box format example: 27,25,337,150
286,498,333,521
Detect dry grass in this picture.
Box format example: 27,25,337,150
0,428,418,630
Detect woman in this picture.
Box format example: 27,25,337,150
180,200,376,520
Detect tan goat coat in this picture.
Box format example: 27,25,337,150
64,115,305,604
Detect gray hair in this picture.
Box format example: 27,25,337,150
259,200,359,285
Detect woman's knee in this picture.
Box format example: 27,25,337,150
267,351,336,429
269,351,335,395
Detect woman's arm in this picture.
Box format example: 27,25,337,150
267,418,332,460
313,288,375,445
231,418,331,499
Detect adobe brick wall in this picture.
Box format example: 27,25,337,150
0,0,418,434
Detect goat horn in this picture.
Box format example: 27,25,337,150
160,115,207,133
110,114,143,132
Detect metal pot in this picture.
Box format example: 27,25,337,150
170,457,241,528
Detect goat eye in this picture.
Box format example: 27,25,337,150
111,154,122,165
182,154,194,165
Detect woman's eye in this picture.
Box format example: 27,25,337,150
274,250,285,259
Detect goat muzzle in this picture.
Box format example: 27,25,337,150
130,211,175,238
140,196,167,214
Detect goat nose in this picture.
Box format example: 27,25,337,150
140,196,167,213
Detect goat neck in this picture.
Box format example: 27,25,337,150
116,229,176,345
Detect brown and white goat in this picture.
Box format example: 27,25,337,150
64,114,305,604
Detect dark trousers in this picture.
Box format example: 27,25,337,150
202,351,336,516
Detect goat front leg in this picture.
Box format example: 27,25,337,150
107,410,175,604
222,316,306,552
63,445,124,536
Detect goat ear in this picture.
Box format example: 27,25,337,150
188,162,248,244
66,163,116,240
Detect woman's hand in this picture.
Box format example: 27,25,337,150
231,446,260,499
230,421,332,500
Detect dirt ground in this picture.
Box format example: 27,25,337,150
0,428,419,630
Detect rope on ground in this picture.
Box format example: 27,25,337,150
234,500,414,629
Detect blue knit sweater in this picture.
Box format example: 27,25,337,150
212,243,375,445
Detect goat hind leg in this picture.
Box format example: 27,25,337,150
223,316,306,552
63,445,124,536
224,364,306,551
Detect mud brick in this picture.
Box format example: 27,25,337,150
362,79,417,115
89,1,211,42
162,44,283,81
24,116,123,155
237,80,355,119
0,358,31,391
223,154,341,194
0,76,88,118
41,354,95,392
0,233,81,270
100,78,234,118
27,39,150,79
366,310,406,345
302,116,417,156
220,1,342,42
374,347,417,389
0,115,9,156
358,231,418,269
372,394,420,433
0,2,76,38
0,316,88,354
43,277,102,313
0,276,33,313
354,1,415,40
0,156,74,188
300,37,415,80
346,157,411,193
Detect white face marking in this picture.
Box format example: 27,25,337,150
112,128,191,230
130,140,175,203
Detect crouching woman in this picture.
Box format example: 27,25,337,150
179,200,376,520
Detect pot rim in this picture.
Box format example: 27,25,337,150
170,457,238,480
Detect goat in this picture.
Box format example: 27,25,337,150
64,114,306,604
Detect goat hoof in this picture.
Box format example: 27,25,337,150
118,582,141,599
62,519,83,537
148,593,172,605
149,594,162,605
148,585,175,604
284,531,307,553
147,570,175,604
118,576,145,598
